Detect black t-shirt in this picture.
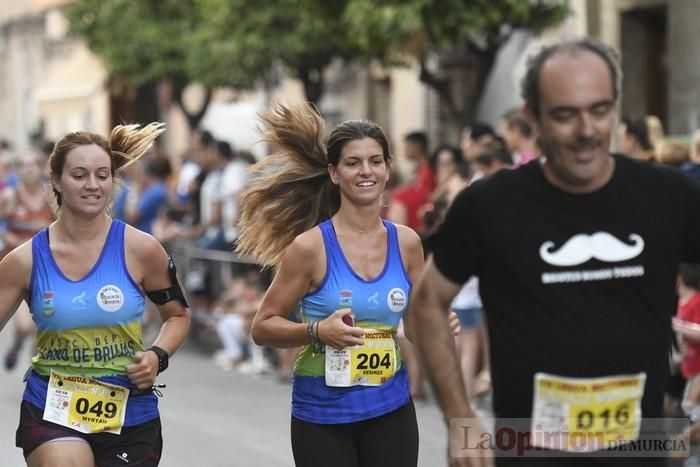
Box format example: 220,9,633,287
431,154,700,419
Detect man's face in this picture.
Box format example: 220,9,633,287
403,141,422,162
528,50,617,192
498,120,519,153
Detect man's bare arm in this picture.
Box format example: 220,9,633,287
408,257,493,467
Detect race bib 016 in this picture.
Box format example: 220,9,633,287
531,372,646,452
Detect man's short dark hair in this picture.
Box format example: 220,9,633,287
198,129,215,148
621,117,653,151
475,139,513,167
680,264,700,291
467,122,495,141
502,108,533,138
42,140,55,156
145,156,172,179
404,132,428,153
216,140,235,161
521,38,621,117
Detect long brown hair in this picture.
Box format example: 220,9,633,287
49,123,165,208
236,102,391,268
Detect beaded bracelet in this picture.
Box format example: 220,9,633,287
307,320,324,354
306,321,315,345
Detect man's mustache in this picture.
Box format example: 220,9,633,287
540,232,644,267
567,137,602,152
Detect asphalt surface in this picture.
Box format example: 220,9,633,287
0,327,454,466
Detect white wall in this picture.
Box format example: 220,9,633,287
199,89,269,160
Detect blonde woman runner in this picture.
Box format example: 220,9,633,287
0,124,190,467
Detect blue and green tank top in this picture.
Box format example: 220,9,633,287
292,219,412,424
22,219,158,426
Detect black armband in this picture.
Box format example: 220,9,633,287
145,254,189,308
147,345,169,374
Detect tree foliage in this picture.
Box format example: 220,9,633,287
344,0,569,127
66,0,567,129
192,0,386,104
67,0,208,127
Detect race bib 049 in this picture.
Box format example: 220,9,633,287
43,370,129,435
531,372,646,452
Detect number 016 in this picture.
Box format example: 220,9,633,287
576,404,630,429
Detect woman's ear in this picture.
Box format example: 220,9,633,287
328,163,339,185
50,173,61,193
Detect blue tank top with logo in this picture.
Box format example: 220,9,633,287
22,219,158,426
292,219,412,424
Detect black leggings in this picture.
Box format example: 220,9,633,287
291,400,419,467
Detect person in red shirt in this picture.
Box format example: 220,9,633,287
386,132,435,236
673,264,700,421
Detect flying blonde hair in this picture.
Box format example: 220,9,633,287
236,103,392,268
236,103,334,268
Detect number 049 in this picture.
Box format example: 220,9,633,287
74,398,118,419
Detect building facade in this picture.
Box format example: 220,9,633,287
0,0,109,153
1,0,698,162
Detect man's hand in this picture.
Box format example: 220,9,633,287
448,310,461,336
448,418,494,467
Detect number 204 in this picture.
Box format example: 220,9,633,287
356,353,391,370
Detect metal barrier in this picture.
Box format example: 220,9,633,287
164,239,264,352
167,241,258,293
178,245,259,265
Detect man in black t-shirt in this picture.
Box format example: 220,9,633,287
409,38,700,467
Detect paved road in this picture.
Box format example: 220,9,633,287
0,329,451,466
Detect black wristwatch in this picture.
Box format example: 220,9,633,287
147,346,169,374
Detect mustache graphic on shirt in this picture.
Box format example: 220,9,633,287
539,232,645,267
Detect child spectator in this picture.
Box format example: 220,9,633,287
673,264,700,421
213,274,271,374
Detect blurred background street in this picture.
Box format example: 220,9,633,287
0,329,451,467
